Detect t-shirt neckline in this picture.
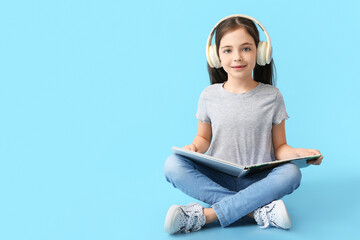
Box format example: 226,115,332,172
220,81,262,98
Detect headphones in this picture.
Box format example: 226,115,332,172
206,14,273,68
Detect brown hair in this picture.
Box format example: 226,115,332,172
207,16,276,86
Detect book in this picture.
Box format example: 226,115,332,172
172,146,321,177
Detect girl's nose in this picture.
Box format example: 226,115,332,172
234,51,242,62
234,56,242,62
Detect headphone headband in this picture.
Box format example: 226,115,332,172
206,14,273,68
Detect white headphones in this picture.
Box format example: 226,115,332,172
206,14,273,68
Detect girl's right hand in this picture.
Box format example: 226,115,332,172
182,144,198,152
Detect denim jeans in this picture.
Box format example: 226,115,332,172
163,153,302,227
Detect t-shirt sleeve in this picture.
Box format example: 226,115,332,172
195,90,211,123
272,90,289,125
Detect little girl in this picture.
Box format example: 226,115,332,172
163,14,323,234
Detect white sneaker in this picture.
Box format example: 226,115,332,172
254,200,292,229
164,203,206,234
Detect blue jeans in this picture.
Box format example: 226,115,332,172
163,154,302,227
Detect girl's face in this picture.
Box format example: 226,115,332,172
218,27,257,81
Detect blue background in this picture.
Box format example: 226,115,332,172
0,0,359,239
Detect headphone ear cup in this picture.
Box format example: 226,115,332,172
257,41,266,66
265,42,272,64
209,44,222,68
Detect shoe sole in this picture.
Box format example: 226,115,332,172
164,205,181,234
274,200,292,229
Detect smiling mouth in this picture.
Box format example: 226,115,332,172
231,65,247,69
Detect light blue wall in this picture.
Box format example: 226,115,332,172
0,0,358,239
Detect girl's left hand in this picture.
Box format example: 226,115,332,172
296,148,323,165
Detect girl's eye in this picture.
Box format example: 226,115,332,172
243,48,251,52
223,49,231,53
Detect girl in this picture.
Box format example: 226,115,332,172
163,14,323,234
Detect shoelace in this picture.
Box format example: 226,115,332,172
179,204,205,233
256,202,276,229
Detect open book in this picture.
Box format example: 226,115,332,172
172,147,321,177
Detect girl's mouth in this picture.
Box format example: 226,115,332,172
231,65,247,70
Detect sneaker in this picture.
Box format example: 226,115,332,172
164,203,206,234
254,200,292,229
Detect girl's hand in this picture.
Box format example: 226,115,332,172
182,144,198,152
296,148,323,165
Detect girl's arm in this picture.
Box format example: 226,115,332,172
183,120,212,154
272,120,323,165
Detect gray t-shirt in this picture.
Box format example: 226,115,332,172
195,82,289,166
